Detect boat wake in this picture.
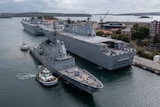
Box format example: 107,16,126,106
17,65,43,80
17,71,36,80
38,65,43,69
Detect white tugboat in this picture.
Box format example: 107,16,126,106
20,42,29,51
36,67,58,86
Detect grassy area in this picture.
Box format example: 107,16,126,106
136,47,159,60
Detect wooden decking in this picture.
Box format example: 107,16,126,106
132,56,160,74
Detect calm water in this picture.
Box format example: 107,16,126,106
0,17,160,107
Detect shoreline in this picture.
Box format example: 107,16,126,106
132,56,160,75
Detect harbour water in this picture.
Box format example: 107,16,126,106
1,17,160,107
58,15,160,22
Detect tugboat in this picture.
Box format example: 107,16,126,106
20,42,29,51
36,66,58,86
30,39,103,94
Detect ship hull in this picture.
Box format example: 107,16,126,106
21,21,43,35
61,74,101,94
43,29,135,71
30,48,102,94
36,78,58,86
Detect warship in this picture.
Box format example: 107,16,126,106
42,18,136,71
30,39,103,94
21,17,50,35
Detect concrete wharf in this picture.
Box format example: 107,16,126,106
132,56,160,74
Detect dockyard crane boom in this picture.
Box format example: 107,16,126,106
100,10,110,23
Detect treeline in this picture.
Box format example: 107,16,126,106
37,16,58,20
10,12,92,17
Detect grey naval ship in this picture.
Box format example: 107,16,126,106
42,18,136,71
21,17,50,35
30,39,103,94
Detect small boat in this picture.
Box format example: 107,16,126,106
20,42,29,51
36,67,58,86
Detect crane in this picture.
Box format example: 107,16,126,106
100,10,110,28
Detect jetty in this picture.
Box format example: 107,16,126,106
132,56,160,75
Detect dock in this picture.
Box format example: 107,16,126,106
132,56,160,75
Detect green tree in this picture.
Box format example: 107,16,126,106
132,23,139,31
131,25,149,40
96,31,104,36
153,35,160,43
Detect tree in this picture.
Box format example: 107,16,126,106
153,35,160,43
132,23,139,31
131,25,149,40
96,31,104,36
139,27,149,37
116,29,121,34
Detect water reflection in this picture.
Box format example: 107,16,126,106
62,82,100,107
